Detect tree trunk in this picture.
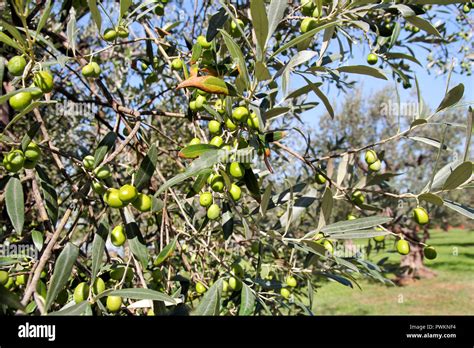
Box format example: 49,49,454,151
395,226,436,286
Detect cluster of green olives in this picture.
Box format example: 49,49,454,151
405,24,421,33
7,55,54,111
364,149,382,172
2,142,42,172
102,25,129,42
73,277,122,313
82,61,101,78
300,1,322,33
314,233,335,255
280,275,298,299
188,98,261,219
82,155,152,211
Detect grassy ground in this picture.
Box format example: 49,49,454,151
312,229,474,315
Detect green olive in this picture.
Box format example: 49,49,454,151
33,71,54,93
396,239,410,255
92,277,106,295
73,282,90,303
9,92,32,111
103,28,118,41
82,155,95,170
7,56,27,76
94,165,111,180
232,106,249,123
210,136,224,148
24,142,41,162
189,137,201,145
315,173,326,185
413,207,429,225
207,203,221,220
197,35,212,49
367,53,378,65
111,225,126,247
229,184,242,201
106,295,122,312
210,175,225,192
300,18,317,33
208,120,222,135
103,188,125,209
286,276,297,288
195,282,207,294
132,193,152,212
365,150,378,164
118,184,138,204
280,287,291,299
369,160,381,172
171,58,183,70
228,276,242,291
0,271,9,285
423,246,437,260
228,162,245,179
199,192,213,207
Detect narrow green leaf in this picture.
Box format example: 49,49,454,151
220,30,250,89
45,243,79,312
91,218,109,284
36,0,53,35
384,52,421,66
154,237,177,266
0,285,25,310
66,9,77,55
406,15,441,37
94,132,117,167
443,199,474,220
301,75,334,118
266,0,287,48
239,283,256,316
120,0,133,19
5,177,24,235
271,20,339,57
124,220,149,269
250,0,269,61
31,230,44,252
317,187,333,230
0,32,21,51
87,0,102,31
36,166,58,226
49,301,90,316
320,216,392,235
442,161,473,190
134,144,158,190
418,193,444,206
464,107,473,162
20,122,41,152
193,279,223,315
103,288,176,303
178,144,218,159
0,20,27,48
336,65,388,80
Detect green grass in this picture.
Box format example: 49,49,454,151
312,229,474,315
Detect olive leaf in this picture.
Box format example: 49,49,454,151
193,279,223,315
5,177,24,235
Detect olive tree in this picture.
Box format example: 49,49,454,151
0,0,472,315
